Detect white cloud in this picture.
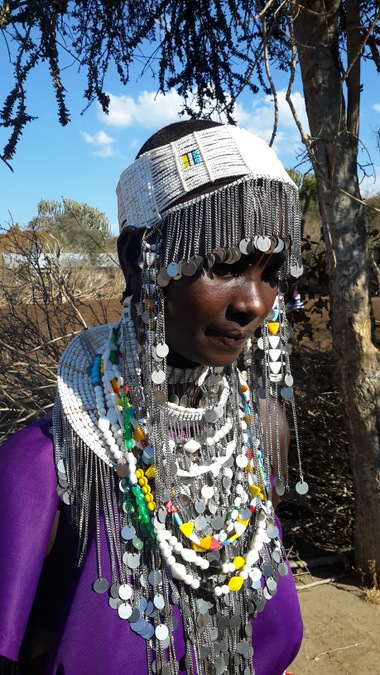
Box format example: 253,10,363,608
81,130,116,157
98,90,185,129
233,89,309,160
95,87,311,169
98,87,307,153
373,103,380,113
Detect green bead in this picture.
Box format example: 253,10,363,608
125,439,133,450
124,499,134,514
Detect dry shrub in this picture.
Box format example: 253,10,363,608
0,227,124,443
364,588,380,604
276,297,355,558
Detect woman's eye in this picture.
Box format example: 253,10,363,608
261,254,285,283
262,267,279,279
262,266,280,283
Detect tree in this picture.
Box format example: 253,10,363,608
1,1,380,582
29,199,112,264
290,2,380,585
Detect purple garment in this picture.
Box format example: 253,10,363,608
0,418,303,674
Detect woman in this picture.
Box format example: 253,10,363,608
0,120,305,674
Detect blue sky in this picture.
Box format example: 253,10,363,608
1,40,379,235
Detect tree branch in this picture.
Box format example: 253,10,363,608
257,0,278,146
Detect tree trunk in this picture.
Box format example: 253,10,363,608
292,0,380,584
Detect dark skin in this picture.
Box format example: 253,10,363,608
164,251,283,369
118,226,284,369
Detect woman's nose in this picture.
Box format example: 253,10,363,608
227,277,269,325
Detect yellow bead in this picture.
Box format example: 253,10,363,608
228,576,244,592
136,469,143,479
147,502,155,511
268,321,280,335
199,536,211,550
191,542,205,552
233,556,245,570
241,383,248,392
133,427,145,442
145,493,153,503
228,533,239,542
179,522,194,538
249,485,261,499
142,486,149,494
236,517,250,527
145,466,155,478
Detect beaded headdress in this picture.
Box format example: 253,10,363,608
53,124,307,675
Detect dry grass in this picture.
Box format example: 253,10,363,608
364,587,380,604
0,230,124,442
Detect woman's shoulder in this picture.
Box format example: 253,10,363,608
0,414,59,517
0,414,55,472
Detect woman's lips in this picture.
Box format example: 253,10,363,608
205,327,248,341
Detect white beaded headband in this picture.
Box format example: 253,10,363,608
116,125,297,233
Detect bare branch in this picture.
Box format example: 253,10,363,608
237,0,280,23
284,6,311,151
367,34,380,71
257,0,278,146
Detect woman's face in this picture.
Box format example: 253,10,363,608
164,251,282,368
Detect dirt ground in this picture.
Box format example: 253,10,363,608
289,574,380,674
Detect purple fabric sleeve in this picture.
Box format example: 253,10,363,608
0,417,59,661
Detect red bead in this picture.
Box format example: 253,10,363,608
165,499,177,514
209,536,221,550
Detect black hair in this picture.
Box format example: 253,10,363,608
136,119,222,158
